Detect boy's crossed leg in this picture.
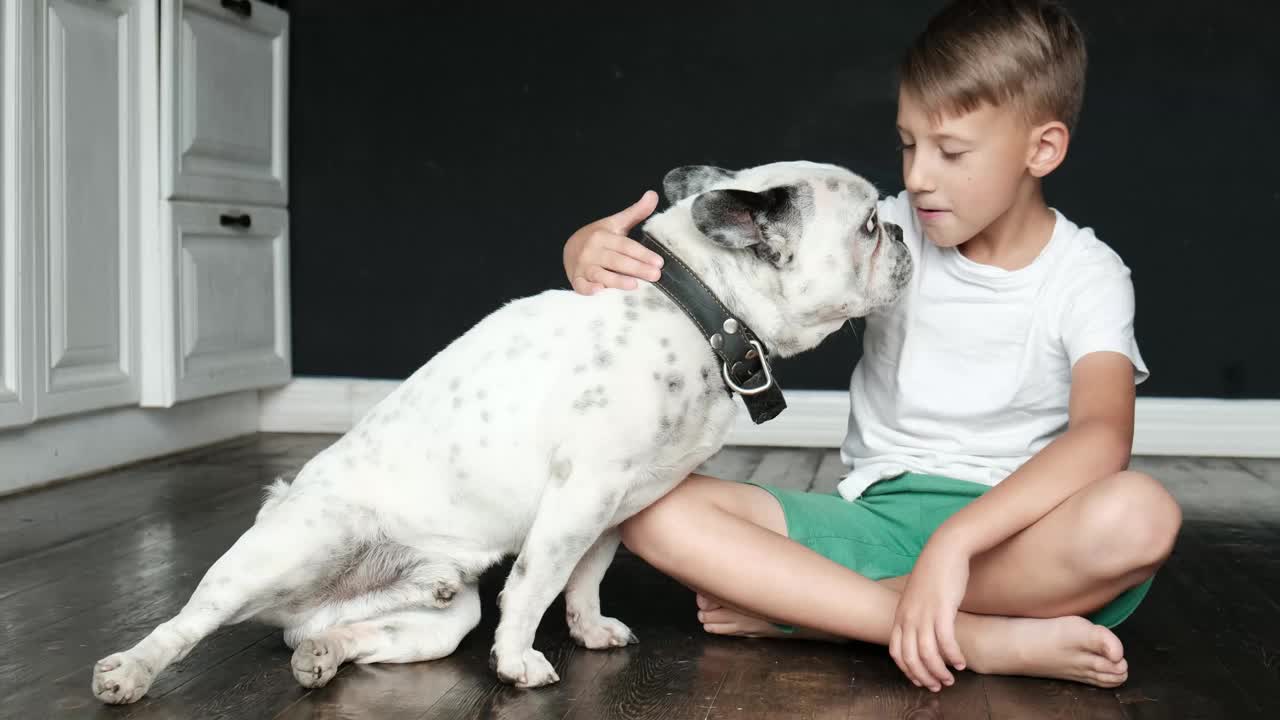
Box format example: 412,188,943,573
619,471,1180,690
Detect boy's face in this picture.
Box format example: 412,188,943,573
895,88,1039,248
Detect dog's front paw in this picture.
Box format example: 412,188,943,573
490,646,559,688
92,653,155,705
568,613,639,650
291,636,345,688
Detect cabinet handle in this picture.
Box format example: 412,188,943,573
220,212,252,229
221,0,252,18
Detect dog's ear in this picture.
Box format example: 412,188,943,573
691,187,795,264
662,165,735,205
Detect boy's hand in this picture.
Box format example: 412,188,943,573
563,191,663,295
889,543,970,692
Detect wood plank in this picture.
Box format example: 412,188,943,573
812,450,847,495
1128,456,1280,715
0,488,275,711
748,449,823,492
1114,569,1255,720
846,642,989,720
274,661,464,720
704,638,854,720
984,675,1124,720
1116,458,1271,719
696,446,767,482
119,634,303,720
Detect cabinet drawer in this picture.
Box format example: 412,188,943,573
161,0,288,206
143,201,290,406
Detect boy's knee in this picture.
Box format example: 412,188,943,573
619,492,694,562
1078,471,1182,576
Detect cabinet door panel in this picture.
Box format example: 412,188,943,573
162,0,287,205
35,0,142,419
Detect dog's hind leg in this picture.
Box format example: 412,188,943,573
563,529,636,650
91,503,349,704
290,583,482,688
490,466,629,688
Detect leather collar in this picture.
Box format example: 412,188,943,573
631,228,787,424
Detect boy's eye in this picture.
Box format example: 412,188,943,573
897,142,915,152
942,150,966,161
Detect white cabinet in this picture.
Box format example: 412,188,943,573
144,201,289,405
33,0,147,419
142,0,290,406
0,0,289,429
162,0,287,205
0,0,34,429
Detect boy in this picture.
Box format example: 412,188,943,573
561,0,1181,693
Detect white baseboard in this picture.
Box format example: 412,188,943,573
259,377,1280,458
0,391,260,496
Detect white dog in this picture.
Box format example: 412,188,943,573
91,160,911,703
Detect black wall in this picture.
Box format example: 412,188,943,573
288,1,1279,398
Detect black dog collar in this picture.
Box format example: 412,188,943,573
631,228,787,424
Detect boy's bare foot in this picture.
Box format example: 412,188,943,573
962,614,1129,688
694,594,847,642
695,593,1128,688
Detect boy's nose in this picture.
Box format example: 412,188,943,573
904,157,934,194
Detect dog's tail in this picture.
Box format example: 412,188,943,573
256,476,293,522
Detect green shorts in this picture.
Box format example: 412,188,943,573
748,471,1153,629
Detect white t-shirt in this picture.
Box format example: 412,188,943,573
837,191,1149,500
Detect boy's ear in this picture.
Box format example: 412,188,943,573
1028,121,1070,178
691,187,794,264
662,165,735,205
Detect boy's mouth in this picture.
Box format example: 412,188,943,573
915,207,949,221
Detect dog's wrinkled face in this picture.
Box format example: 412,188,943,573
662,161,912,353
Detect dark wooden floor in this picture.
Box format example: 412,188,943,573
2,434,1278,719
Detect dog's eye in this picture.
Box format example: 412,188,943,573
865,211,877,234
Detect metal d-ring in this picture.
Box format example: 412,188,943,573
722,340,774,396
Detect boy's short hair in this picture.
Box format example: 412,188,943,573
899,0,1087,131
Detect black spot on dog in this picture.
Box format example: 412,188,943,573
452,396,463,409
825,178,840,192
659,337,670,348
481,410,491,423
480,437,489,448
666,373,685,394
573,364,587,374
594,349,613,369
476,389,487,400
573,386,608,412
623,295,638,308
550,455,574,486
449,378,461,391
622,459,634,472
667,352,678,365
643,294,677,313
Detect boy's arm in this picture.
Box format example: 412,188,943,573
931,350,1137,557
889,351,1139,691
